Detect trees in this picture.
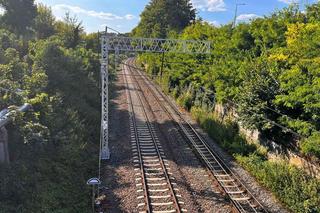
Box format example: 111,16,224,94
137,3,320,158
55,13,84,48
34,3,55,39
132,0,195,38
306,2,320,22
0,3,99,212
0,0,36,35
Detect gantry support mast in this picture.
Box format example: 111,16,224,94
100,28,211,160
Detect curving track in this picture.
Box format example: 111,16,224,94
123,61,186,213
124,58,268,213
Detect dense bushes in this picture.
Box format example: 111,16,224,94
0,1,102,212
191,107,257,156
137,3,320,159
236,154,320,213
301,132,320,158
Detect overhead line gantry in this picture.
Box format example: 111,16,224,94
99,27,211,159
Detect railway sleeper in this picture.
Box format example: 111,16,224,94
150,195,172,199
151,201,174,206
143,159,160,162
141,149,157,152
148,183,168,187
226,190,245,194
143,163,161,167
140,145,157,149
144,168,162,171
141,152,158,155
153,209,177,213
145,172,164,176
214,174,230,178
148,188,170,192
231,196,251,201
142,156,159,159
217,178,235,182
146,177,166,181
137,203,145,208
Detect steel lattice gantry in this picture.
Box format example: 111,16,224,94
100,32,211,160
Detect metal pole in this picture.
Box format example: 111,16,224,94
233,4,238,28
232,3,246,28
92,185,95,213
97,30,102,183
115,47,119,71
160,52,165,78
100,27,110,160
160,52,165,86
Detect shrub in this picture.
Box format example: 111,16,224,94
191,107,256,156
301,132,320,158
236,154,320,213
177,91,193,110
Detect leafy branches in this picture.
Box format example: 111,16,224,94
137,2,320,158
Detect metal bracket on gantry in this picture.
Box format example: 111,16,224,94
99,27,211,160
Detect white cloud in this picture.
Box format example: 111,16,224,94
192,0,226,12
207,20,220,26
237,13,261,21
278,0,299,4
52,4,136,21
0,7,5,15
125,14,135,20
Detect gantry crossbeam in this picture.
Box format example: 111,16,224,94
105,35,211,54
100,30,211,160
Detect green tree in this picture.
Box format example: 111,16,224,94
34,3,55,39
55,13,84,48
306,2,320,22
84,32,100,53
0,0,37,35
132,0,195,38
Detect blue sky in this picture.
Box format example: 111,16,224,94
33,0,317,33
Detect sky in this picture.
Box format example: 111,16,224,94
31,0,318,33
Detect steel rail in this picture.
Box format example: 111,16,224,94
126,59,268,213
123,60,182,213
127,63,182,213
122,63,152,212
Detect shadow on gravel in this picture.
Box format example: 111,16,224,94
101,73,134,212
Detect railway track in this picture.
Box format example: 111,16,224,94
122,61,186,213
124,58,268,213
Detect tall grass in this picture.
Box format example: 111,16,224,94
190,107,320,213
